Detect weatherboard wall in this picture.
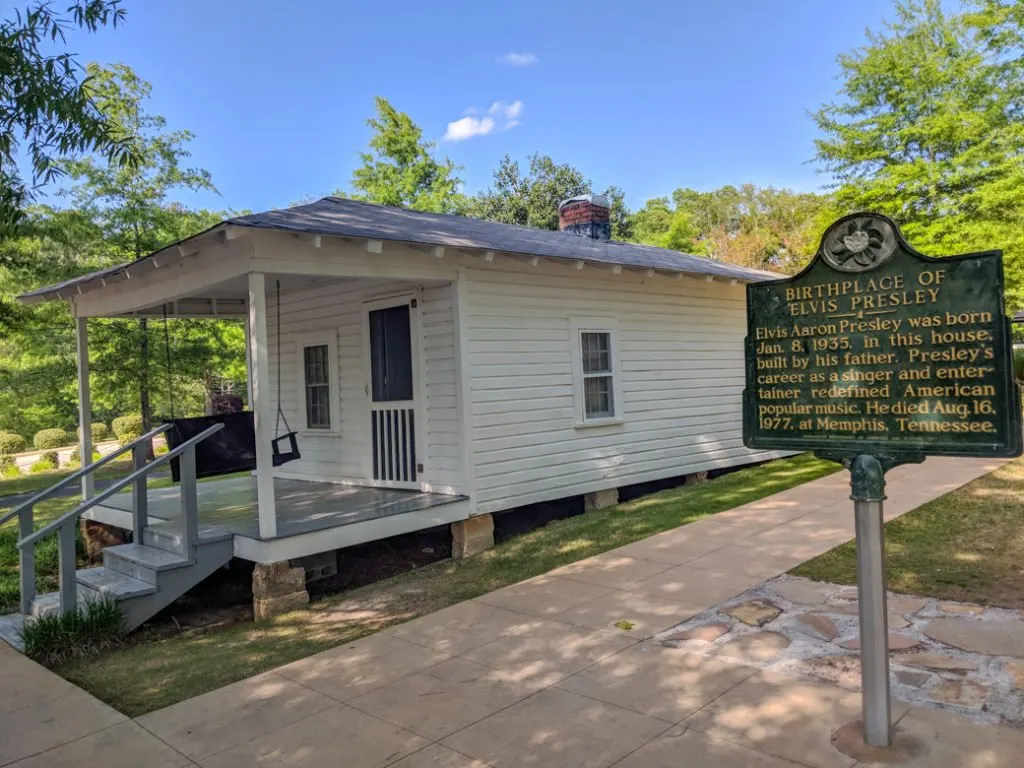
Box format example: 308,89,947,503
459,259,789,514
264,275,462,494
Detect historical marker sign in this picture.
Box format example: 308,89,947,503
743,212,1022,461
743,211,1022,750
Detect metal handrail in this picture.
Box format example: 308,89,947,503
18,423,223,549
0,423,173,528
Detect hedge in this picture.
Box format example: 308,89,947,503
69,447,102,466
0,432,27,455
29,451,59,473
33,428,69,451
112,414,144,443
77,423,109,443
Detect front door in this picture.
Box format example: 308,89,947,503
366,299,420,487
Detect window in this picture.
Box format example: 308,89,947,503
570,317,623,427
581,332,614,418
303,344,332,429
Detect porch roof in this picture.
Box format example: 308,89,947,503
18,196,780,305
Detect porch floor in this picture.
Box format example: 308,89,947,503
100,476,466,541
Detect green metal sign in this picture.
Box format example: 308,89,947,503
743,212,1022,462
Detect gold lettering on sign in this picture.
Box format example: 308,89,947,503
751,265,1001,444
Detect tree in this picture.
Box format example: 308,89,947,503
0,0,135,241
473,153,591,230
57,63,217,445
350,97,465,213
814,0,1024,307
627,185,828,271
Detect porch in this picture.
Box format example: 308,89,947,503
87,476,472,563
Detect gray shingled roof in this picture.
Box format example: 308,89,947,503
231,197,779,281
19,196,779,302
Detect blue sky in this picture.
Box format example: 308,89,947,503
22,0,903,214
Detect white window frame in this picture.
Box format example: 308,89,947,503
296,330,340,435
569,316,624,428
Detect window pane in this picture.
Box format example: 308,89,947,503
581,332,611,374
584,375,614,419
304,344,331,428
369,305,414,402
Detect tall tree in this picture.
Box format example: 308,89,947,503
814,0,1024,307
473,153,594,231
350,97,465,213
628,185,828,271
0,0,136,241
58,63,216,443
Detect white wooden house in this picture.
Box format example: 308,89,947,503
15,194,787,623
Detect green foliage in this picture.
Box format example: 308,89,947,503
627,185,830,271
78,422,108,442
33,428,69,450
814,0,1024,310
472,153,591,231
0,431,26,455
0,1,135,240
68,446,101,466
1,459,18,478
1014,348,1024,382
29,452,58,473
349,97,465,213
112,413,143,442
21,598,125,666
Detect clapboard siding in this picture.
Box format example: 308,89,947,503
265,276,460,492
461,263,784,514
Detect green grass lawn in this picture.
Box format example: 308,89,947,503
57,453,839,716
0,457,135,499
794,456,1024,608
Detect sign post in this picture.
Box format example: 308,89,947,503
743,212,1022,748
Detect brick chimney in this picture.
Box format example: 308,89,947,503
558,194,611,240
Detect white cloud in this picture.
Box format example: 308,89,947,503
443,115,495,142
500,52,538,67
443,101,523,141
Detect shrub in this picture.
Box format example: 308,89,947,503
21,598,125,666
33,428,69,450
0,432,26,455
77,423,109,443
68,447,102,467
112,414,144,444
29,452,59,473
1,462,18,479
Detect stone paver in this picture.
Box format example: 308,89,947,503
685,669,910,768
548,553,672,590
726,599,782,627
922,618,1024,657
135,670,335,760
271,632,449,702
461,619,635,687
348,657,537,740
200,704,427,767
630,563,760,607
386,600,543,656
556,645,755,723
838,633,921,651
557,588,703,639
793,613,839,641
475,575,610,618
614,727,807,768
771,579,835,606
898,652,979,673
442,687,667,768
712,632,792,664
6,456,1018,768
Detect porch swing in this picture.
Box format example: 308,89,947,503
164,280,301,481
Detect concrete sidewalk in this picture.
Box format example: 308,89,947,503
4,456,1021,767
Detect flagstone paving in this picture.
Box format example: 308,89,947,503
5,455,1023,767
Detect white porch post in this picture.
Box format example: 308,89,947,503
247,272,277,538
75,316,94,499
